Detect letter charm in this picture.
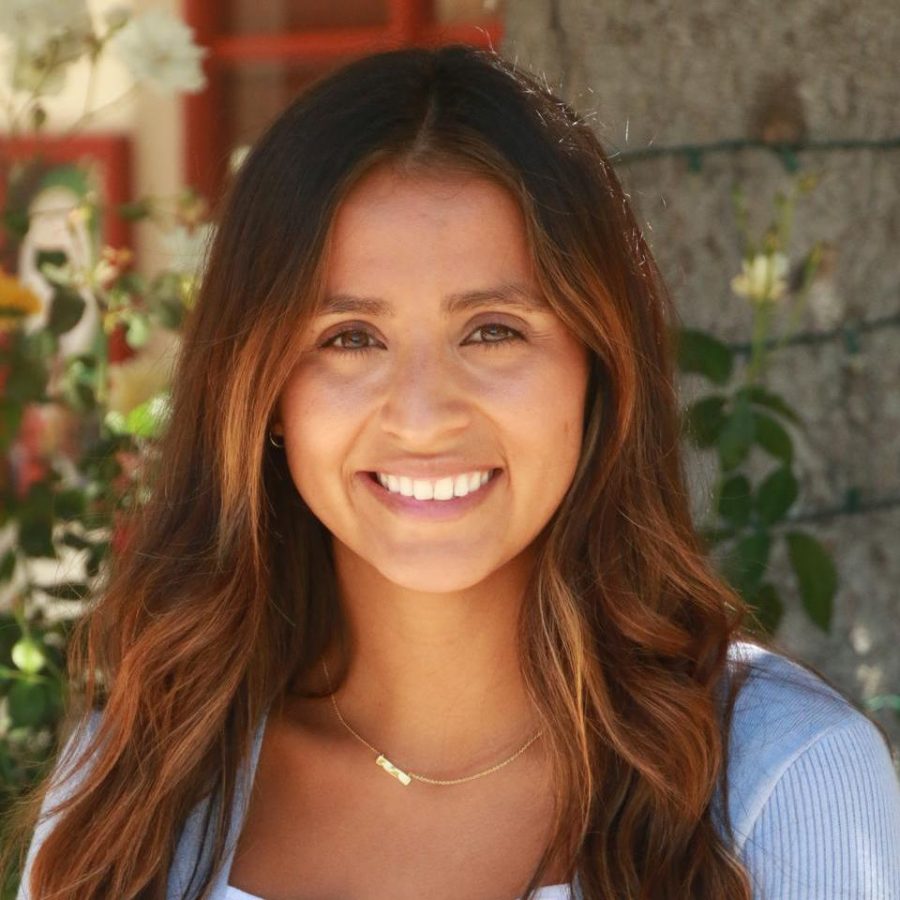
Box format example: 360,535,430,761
376,753,412,785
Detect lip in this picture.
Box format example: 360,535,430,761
356,468,503,521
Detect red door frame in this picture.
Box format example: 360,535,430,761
182,0,503,202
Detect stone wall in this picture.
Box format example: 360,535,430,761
503,0,900,751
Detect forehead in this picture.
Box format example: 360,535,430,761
324,165,533,283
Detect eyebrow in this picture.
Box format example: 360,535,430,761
316,283,549,318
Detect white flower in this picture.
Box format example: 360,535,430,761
107,8,207,95
0,0,93,96
160,223,215,278
730,252,789,303
106,327,180,416
0,0,92,55
103,5,131,33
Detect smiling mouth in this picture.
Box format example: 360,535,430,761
365,468,501,501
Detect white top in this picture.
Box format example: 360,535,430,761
18,641,900,899
225,886,573,900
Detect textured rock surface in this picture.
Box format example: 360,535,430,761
504,0,900,753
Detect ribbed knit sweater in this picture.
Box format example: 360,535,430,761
17,641,900,898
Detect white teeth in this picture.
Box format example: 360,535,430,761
413,479,434,500
375,469,495,501
433,477,455,500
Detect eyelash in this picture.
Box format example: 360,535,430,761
320,323,526,356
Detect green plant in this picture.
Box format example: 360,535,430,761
677,175,835,637
0,3,210,873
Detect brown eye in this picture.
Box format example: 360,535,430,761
466,323,525,346
322,329,378,354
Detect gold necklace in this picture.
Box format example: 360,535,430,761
321,659,544,786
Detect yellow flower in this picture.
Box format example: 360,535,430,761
0,269,43,331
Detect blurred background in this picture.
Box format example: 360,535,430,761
1,0,898,854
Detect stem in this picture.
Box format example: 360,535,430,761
6,38,66,134
0,84,21,135
80,48,100,124
59,84,139,137
746,299,771,384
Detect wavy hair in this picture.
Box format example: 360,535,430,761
2,44,884,899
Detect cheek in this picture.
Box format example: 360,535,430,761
505,364,586,474
277,375,359,496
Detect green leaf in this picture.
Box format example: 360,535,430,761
46,287,86,336
60,531,94,551
21,481,54,518
125,313,151,349
122,392,171,439
85,541,109,578
864,694,900,714
7,680,51,727
718,474,753,528
676,329,734,384
756,466,799,525
60,354,99,413
718,397,755,471
785,531,836,632
684,395,728,448
3,355,49,404
722,530,771,597
156,297,185,330
2,206,30,239
0,400,24,453
18,519,56,558
54,488,86,521
735,384,803,427
0,548,16,583
749,582,784,636
17,482,57,558
755,412,793,463
117,199,152,221
30,328,58,359
35,581,87,600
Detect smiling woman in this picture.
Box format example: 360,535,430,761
5,44,900,900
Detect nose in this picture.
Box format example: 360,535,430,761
378,344,472,445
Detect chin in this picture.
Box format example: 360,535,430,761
368,556,501,595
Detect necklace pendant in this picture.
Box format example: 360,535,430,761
376,753,412,785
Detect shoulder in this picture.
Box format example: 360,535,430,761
16,709,105,900
718,640,900,896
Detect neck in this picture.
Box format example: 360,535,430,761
294,540,544,780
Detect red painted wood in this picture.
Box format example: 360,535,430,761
214,27,396,61
388,0,429,42
212,20,500,62
183,0,503,204
184,0,225,202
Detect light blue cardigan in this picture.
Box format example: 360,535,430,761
17,642,900,899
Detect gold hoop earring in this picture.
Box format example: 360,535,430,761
268,430,285,448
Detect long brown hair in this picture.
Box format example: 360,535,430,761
2,44,887,899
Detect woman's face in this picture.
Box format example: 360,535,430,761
274,163,590,593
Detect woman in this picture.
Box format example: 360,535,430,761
6,44,900,900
